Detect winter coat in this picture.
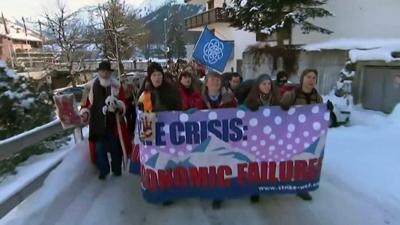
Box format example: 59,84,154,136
202,87,238,109
138,81,182,112
278,84,296,98
280,86,323,110
244,94,280,111
244,74,279,111
80,77,132,164
178,84,206,110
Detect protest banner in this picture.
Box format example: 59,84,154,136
131,104,329,203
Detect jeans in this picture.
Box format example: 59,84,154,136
95,133,122,177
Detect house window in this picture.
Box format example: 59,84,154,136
207,0,214,10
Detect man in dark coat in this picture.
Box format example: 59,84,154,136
280,68,322,201
80,61,131,180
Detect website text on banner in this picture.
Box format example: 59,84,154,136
135,104,329,203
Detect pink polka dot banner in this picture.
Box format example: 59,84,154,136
134,104,330,203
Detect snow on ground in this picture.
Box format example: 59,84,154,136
0,127,88,205
0,108,399,225
0,147,70,204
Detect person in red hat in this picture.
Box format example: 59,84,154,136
80,61,132,180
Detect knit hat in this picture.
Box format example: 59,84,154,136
256,74,273,87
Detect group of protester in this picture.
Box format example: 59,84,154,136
79,60,323,209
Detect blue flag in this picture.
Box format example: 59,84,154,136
192,27,233,73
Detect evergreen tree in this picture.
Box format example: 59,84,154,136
0,62,53,140
228,0,333,46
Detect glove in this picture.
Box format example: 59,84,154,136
237,105,248,111
185,108,197,114
80,108,90,124
280,104,290,111
327,100,334,111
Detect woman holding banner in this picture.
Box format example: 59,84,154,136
202,71,238,110
138,62,182,112
137,62,181,206
243,74,280,203
201,71,237,209
280,68,323,201
244,74,280,111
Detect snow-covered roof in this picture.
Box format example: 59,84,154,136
303,39,400,51
0,18,42,42
303,39,400,63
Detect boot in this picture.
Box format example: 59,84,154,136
98,174,107,180
250,195,260,203
212,200,222,209
296,192,312,201
162,200,174,206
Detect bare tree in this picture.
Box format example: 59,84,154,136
43,0,87,86
87,0,149,74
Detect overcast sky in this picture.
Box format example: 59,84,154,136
0,0,177,21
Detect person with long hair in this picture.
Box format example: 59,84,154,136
280,68,323,201
244,74,279,111
242,74,279,203
178,71,205,110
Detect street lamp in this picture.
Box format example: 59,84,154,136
164,18,168,59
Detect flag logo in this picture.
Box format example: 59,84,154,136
193,26,233,73
203,39,224,65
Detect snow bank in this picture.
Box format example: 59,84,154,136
303,38,400,51
324,105,400,211
0,132,77,204
0,148,70,203
1,141,92,225
388,103,400,122
304,39,400,63
349,48,398,63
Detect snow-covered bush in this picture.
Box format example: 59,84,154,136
0,61,69,176
0,61,53,140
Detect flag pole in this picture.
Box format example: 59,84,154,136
22,17,33,69
2,12,14,68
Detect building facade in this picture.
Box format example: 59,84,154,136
184,0,257,74
0,17,42,65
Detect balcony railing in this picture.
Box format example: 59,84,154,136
185,7,231,30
